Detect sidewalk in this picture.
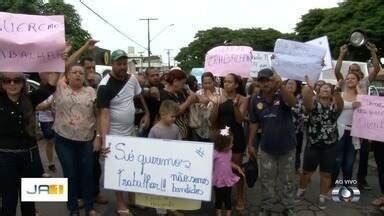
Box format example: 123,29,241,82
20,141,383,215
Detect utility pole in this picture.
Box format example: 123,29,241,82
165,49,173,69
139,18,158,68
138,51,144,73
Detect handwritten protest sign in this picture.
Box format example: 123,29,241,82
272,39,326,82
250,51,272,77
306,36,333,71
204,46,253,78
351,95,384,142
104,135,214,201
0,12,65,72
135,194,201,210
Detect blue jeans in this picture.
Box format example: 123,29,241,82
54,133,94,213
0,146,43,216
332,130,357,185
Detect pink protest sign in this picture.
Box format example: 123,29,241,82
204,46,253,78
0,12,65,73
351,95,384,142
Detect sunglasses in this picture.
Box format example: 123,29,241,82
2,78,24,85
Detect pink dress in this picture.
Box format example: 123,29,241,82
212,149,240,187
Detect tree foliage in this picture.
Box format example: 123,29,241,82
0,0,90,52
295,0,383,61
175,28,290,72
176,0,383,71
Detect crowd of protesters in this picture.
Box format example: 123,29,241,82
0,38,383,216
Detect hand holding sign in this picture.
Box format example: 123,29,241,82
85,39,99,50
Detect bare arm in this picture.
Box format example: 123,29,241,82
280,85,297,107
334,44,348,81
233,96,248,124
302,85,314,114
65,39,98,70
247,122,259,158
36,101,52,111
333,91,344,114
367,42,381,82
179,94,196,114
98,108,111,149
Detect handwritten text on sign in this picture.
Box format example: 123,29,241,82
272,39,325,82
250,51,272,78
104,136,214,201
351,95,384,142
204,46,253,78
0,12,65,72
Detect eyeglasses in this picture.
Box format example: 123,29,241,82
1,78,24,85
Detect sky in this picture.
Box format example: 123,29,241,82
63,0,343,65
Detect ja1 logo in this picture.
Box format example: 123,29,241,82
21,178,68,202
331,179,360,203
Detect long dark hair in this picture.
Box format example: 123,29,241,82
284,79,302,96
227,73,245,96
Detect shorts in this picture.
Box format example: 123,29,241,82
40,121,54,139
303,143,337,173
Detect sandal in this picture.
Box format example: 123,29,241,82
116,209,132,216
371,197,384,206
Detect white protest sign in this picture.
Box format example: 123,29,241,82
104,135,213,201
306,36,333,71
250,51,272,78
272,39,326,82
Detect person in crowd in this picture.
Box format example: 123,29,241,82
192,72,222,142
247,68,297,216
210,73,247,212
213,126,244,216
80,56,100,89
159,68,198,140
296,82,343,209
97,49,150,216
0,72,46,216
331,72,361,187
334,42,381,192
53,62,100,215
148,100,183,215
186,75,199,92
141,67,164,136
284,79,305,172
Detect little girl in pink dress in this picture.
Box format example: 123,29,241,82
212,127,244,216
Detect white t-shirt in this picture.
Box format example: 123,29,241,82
97,74,142,136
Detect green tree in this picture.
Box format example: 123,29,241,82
175,27,287,72
295,0,384,61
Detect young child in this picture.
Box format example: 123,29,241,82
148,100,181,140
213,126,244,216
148,100,183,216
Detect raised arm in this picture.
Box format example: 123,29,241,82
334,44,348,81
302,85,314,113
65,39,98,70
333,81,344,114
367,42,381,82
233,95,248,124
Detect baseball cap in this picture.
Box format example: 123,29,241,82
111,49,128,62
256,68,274,81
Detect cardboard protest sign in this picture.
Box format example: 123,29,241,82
204,46,253,78
104,136,214,201
250,51,272,78
0,12,65,72
351,95,384,142
272,39,326,82
135,194,201,210
306,36,333,71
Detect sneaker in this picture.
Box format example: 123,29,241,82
358,180,372,191
295,188,305,203
48,164,56,172
319,194,327,210
95,194,109,205
283,208,296,216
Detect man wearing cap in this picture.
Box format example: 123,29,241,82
248,68,297,216
95,49,150,215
